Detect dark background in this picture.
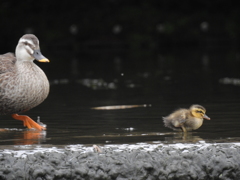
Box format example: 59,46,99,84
1,0,240,145
0,0,240,83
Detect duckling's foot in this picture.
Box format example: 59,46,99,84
11,114,46,131
181,125,187,133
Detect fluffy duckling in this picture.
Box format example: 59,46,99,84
163,104,210,132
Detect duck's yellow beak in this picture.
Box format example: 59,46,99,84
203,114,211,120
33,49,50,63
38,59,50,63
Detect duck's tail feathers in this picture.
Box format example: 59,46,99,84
162,116,179,131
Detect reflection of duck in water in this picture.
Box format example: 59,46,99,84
0,129,46,145
0,34,49,131
163,104,210,133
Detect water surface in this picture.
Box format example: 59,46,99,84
1,48,240,147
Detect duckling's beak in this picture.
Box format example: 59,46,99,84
203,114,211,120
33,49,50,63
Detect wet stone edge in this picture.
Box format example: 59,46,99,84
0,143,240,179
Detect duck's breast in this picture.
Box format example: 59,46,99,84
185,117,203,130
0,62,49,114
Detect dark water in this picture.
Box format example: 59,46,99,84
1,48,240,146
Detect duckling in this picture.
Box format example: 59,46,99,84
0,34,49,131
163,104,210,132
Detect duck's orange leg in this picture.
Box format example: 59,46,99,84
11,114,46,131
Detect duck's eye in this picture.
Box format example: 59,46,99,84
24,42,29,46
196,110,204,114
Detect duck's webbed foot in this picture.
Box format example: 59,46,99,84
11,114,46,131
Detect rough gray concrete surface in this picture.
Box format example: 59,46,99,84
0,143,240,179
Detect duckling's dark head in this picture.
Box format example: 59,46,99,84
190,104,210,120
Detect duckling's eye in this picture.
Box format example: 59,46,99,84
24,42,29,46
196,110,204,114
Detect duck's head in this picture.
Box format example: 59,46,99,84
190,104,210,120
15,34,49,63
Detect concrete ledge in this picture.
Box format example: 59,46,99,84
0,143,240,179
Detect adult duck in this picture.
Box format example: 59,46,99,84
0,34,49,131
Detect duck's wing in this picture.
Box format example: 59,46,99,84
163,115,186,127
177,113,188,124
0,53,16,74
163,109,188,129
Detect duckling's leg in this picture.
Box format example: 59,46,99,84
11,114,46,131
181,125,187,133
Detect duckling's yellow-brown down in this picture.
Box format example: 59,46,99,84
163,104,210,132
0,34,49,131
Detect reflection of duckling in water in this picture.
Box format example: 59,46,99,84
163,104,210,133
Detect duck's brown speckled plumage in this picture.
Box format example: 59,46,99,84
0,34,49,127
0,56,49,114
